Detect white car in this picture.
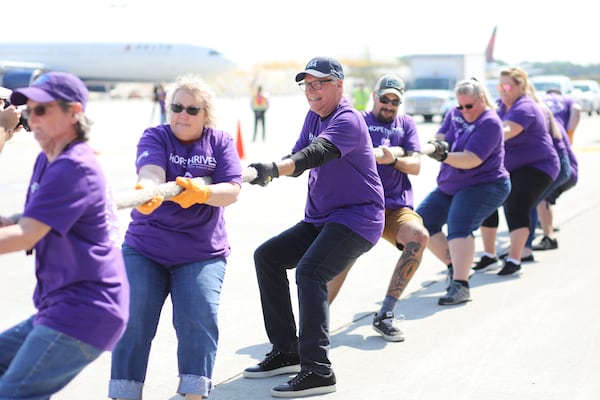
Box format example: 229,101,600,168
530,74,583,106
572,79,600,116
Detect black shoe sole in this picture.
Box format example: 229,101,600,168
244,364,301,378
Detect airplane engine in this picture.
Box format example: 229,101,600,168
1,69,43,90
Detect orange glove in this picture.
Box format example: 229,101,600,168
170,177,211,208
135,182,164,215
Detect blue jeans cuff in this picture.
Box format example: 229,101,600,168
177,374,212,397
108,379,143,399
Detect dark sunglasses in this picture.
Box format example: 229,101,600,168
456,103,475,110
170,103,204,116
22,103,59,118
379,96,401,106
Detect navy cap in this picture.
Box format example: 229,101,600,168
295,57,344,82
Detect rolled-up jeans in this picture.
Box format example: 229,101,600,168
0,316,102,399
109,244,226,399
254,221,374,375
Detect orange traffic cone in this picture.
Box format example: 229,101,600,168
236,119,245,159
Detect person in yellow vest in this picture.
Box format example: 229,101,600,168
351,81,370,111
251,85,269,142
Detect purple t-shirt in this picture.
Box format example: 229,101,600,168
292,97,384,245
542,92,574,130
23,142,129,351
497,95,559,179
436,108,509,195
125,125,243,265
363,111,421,209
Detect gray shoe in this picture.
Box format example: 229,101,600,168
438,281,470,305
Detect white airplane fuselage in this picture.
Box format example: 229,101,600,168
0,42,234,85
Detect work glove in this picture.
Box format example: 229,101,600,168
135,182,164,215
248,162,279,186
427,139,449,162
170,176,211,208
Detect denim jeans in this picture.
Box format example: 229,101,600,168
254,221,374,375
0,316,103,400
527,150,571,247
109,244,226,399
417,178,511,240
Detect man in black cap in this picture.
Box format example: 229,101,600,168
242,56,384,397
327,74,429,342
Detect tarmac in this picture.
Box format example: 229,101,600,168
1,94,599,400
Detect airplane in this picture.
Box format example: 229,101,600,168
0,42,235,91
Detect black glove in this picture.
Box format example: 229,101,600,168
427,139,449,162
249,162,279,186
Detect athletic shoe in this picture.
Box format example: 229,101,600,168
271,369,336,398
497,260,521,276
438,281,470,305
473,255,498,271
244,349,300,378
532,236,558,251
372,311,405,342
499,253,534,263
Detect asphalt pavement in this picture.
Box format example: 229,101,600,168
1,95,599,400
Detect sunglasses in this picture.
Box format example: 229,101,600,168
22,103,59,119
497,83,512,92
379,96,401,106
170,103,204,116
456,103,475,110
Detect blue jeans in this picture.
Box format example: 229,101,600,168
0,316,103,400
109,244,226,399
254,221,374,375
417,178,511,240
527,150,571,247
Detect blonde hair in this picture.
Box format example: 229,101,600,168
165,74,217,128
501,67,562,140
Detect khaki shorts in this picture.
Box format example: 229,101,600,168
381,207,424,250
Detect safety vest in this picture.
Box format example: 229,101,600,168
252,94,268,111
352,88,370,111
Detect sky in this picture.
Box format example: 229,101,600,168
3,0,597,68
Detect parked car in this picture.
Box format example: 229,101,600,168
530,74,582,106
572,79,600,116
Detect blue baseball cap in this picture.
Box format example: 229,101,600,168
10,72,88,110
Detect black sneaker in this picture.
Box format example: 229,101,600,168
271,369,336,398
372,311,405,342
532,236,558,251
499,253,534,263
473,255,498,271
243,349,300,378
497,260,521,276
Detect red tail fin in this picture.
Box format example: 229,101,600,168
485,26,497,63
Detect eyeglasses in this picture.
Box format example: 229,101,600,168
298,79,333,91
379,96,401,106
456,103,475,110
22,103,58,119
497,83,512,92
170,103,204,116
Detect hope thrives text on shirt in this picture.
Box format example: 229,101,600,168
169,153,217,169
